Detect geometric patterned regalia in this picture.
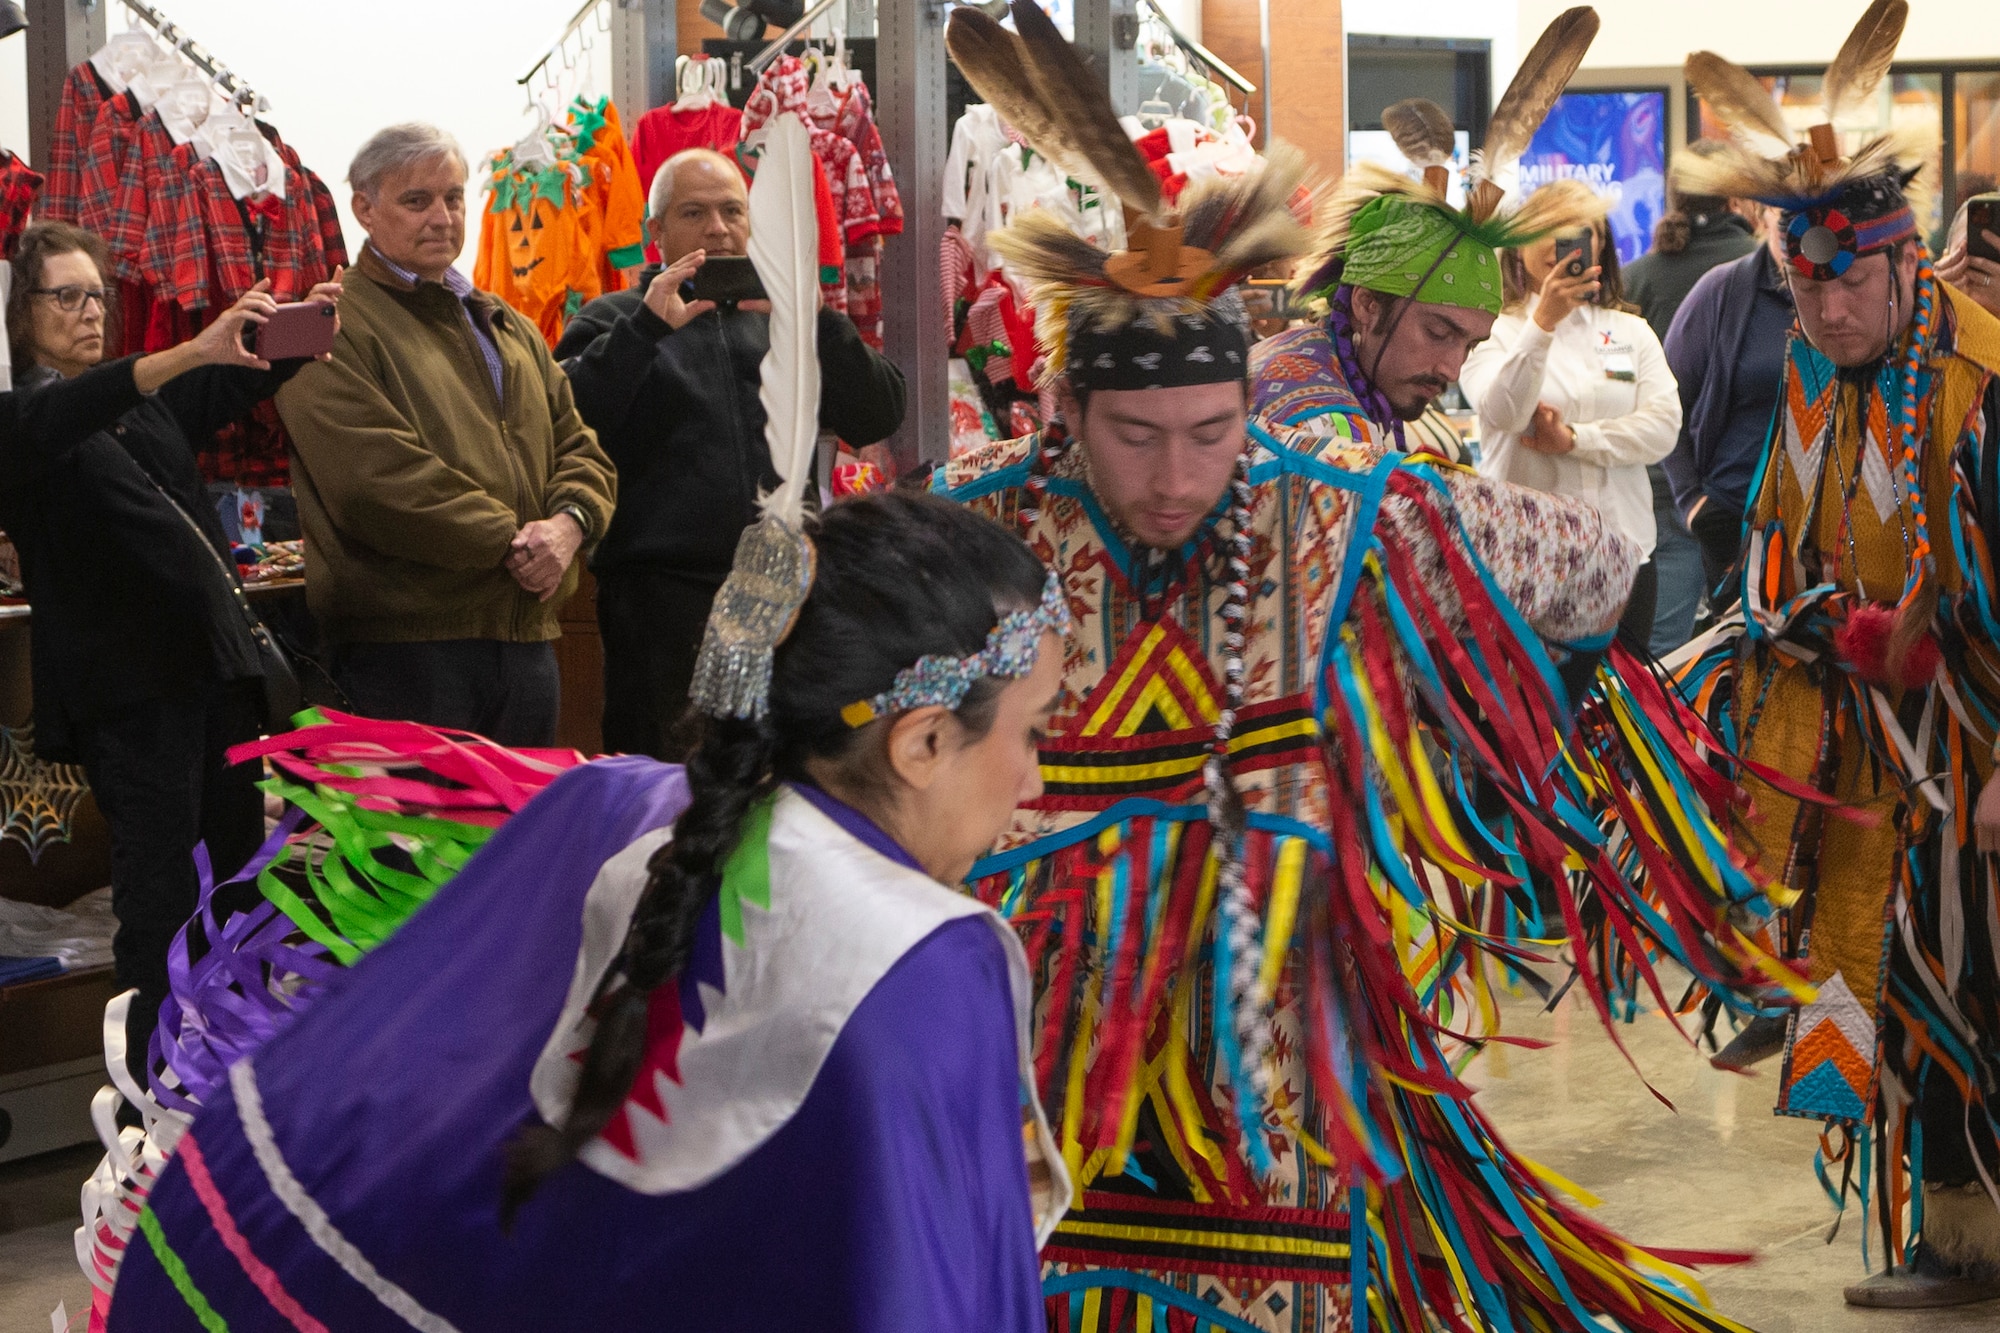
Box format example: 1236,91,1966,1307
1672,1,2000,1275
939,417,1791,1333
1680,282,2000,1261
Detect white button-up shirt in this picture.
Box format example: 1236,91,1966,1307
1460,298,1682,556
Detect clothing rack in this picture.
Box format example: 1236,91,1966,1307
113,0,269,112
748,0,841,78
520,0,608,86
1140,0,1253,95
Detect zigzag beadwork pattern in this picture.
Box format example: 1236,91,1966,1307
1778,970,1877,1125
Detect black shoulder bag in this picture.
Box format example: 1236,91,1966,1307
146,476,304,734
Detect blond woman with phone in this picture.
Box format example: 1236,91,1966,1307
1460,179,1682,644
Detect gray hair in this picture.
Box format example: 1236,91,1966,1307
648,148,740,218
348,123,468,199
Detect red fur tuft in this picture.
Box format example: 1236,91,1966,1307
1836,603,1939,689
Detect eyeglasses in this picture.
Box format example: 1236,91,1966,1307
30,285,109,312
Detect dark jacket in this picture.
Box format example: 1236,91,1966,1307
1623,213,1759,340
555,270,907,582
1,358,303,759
0,353,146,472
1660,246,1796,517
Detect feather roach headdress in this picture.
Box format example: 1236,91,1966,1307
945,0,1313,387
1678,0,1932,279
1301,7,1603,315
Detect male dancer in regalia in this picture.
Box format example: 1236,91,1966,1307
1676,2,2000,1307
939,5,1791,1330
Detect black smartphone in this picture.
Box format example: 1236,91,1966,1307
688,255,768,306
1967,194,2000,265
1554,230,1594,279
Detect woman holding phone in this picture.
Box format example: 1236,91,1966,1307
1939,193,2000,320
1460,179,1683,646
0,220,341,1075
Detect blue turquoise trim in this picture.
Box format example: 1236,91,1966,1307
933,453,1032,501
1042,1269,1271,1333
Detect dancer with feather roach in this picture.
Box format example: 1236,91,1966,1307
1249,9,1605,456
1671,0,2000,1308
939,4,1796,1330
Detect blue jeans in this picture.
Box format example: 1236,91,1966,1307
1647,465,1702,657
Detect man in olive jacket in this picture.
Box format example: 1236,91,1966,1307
278,124,615,746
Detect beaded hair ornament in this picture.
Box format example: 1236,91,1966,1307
839,572,1071,728
688,113,821,720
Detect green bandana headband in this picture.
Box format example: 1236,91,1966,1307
1339,194,1503,315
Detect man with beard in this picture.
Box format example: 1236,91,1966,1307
1245,90,1598,455
1676,3,2000,1306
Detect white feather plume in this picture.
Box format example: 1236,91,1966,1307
748,112,820,527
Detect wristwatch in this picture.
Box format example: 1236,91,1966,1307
555,502,593,542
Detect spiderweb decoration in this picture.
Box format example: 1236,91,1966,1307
0,721,90,863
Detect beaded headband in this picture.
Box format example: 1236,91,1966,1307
839,572,1070,728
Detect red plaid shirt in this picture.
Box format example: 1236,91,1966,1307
197,397,292,489
258,123,349,271
187,161,335,488
141,141,213,312
0,152,43,258
41,63,108,222
75,93,142,244
193,159,330,305
98,110,175,283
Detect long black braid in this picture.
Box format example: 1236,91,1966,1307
503,492,1051,1218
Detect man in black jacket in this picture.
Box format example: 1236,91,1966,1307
557,149,906,759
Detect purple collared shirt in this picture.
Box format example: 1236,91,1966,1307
369,245,505,401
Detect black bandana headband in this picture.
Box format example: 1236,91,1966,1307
1067,303,1251,393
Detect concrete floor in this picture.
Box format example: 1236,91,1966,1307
1,993,1995,1331
1469,991,2000,1332
0,1143,93,1331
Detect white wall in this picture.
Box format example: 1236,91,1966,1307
1522,0,2000,69
26,1,612,273
0,33,24,166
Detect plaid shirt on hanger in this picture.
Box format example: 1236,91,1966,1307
100,112,177,283
189,158,333,487
193,157,329,305
76,91,142,246
42,63,109,222
0,153,44,258
261,123,349,269
141,140,214,315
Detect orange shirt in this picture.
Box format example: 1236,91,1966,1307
570,97,647,293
